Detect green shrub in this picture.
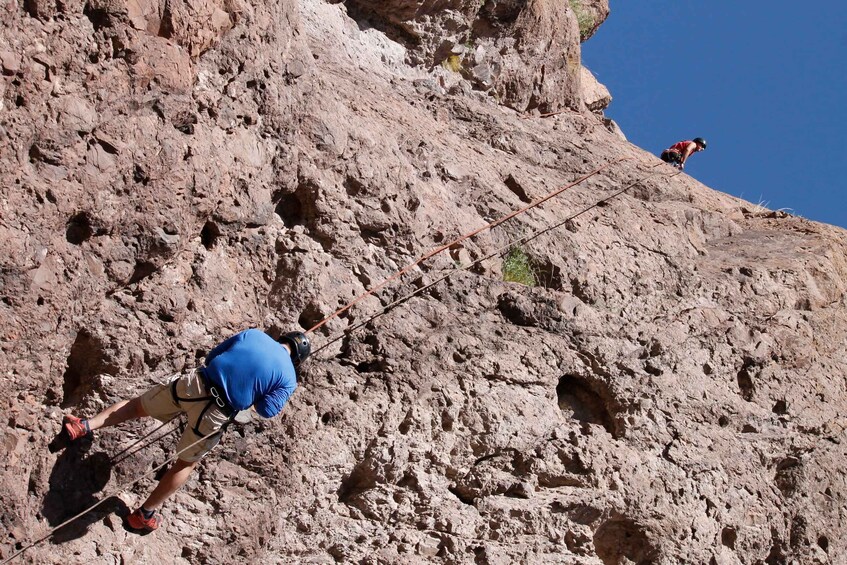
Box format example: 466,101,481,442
441,54,462,73
503,247,537,286
568,0,595,40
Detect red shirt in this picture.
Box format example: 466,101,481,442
670,140,695,153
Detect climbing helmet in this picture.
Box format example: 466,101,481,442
693,137,707,149
280,331,311,365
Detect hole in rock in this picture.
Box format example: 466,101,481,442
200,221,221,249
775,457,802,497
790,515,807,549
297,303,324,331
736,361,756,402
60,330,118,407
765,541,788,565
556,375,619,438
343,176,366,197
593,518,658,565
503,174,530,203
338,462,377,503
721,526,737,549
274,193,304,228
66,212,94,245
818,536,829,552
82,3,111,30
533,257,564,291
772,399,788,415
448,485,475,505
128,261,157,285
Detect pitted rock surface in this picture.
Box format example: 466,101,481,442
1,0,846,564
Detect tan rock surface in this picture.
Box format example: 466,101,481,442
1,0,845,564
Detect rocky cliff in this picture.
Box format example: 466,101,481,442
1,0,846,563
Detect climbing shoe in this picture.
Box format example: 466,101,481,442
127,508,162,532
62,414,91,441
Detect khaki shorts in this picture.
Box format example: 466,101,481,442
140,369,231,462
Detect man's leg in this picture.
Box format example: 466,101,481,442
140,458,198,511
63,396,148,441
127,458,198,532
87,397,148,431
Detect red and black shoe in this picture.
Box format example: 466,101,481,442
127,508,162,532
62,414,91,441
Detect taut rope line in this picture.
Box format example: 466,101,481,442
311,169,676,357
306,158,629,335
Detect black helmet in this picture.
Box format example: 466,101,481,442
693,137,707,149
280,331,311,365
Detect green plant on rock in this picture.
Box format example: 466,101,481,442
503,247,537,286
441,54,463,73
568,0,595,40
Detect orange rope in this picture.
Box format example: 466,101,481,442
310,168,673,356
306,158,628,334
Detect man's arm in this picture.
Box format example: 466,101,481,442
254,383,296,419
680,141,698,167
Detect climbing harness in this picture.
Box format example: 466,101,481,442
170,371,237,438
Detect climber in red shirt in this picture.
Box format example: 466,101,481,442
660,137,707,170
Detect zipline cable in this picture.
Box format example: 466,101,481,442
306,158,629,335
312,169,676,357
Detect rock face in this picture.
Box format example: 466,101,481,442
345,0,609,113
1,1,845,564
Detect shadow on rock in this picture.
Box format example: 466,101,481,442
42,446,128,543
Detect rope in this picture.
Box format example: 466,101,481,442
311,169,676,357
3,161,661,563
2,427,220,564
109,418,180,466
306,158,628,335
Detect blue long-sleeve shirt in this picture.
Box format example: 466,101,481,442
202,329,297,418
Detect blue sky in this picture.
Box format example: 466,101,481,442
581,1,847,229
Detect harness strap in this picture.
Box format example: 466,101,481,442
170,372,237,439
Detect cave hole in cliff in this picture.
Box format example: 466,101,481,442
82,2,111,31
200,221,221,249
775,457,802,497
593,518,658,565
503,174,531,203
338,461,377,504
556,375,620,438
274,193,304,228
66,212,94,245
533,257,564,291
818,535,829,552
128,261,157,285
60,330,118,407
721,526,737,549
297,303,324,332
736,360,756,402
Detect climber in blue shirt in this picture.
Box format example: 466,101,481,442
58,328,311,533
203,328,299,418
